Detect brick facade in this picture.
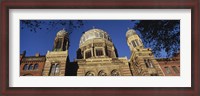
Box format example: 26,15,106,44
157,53,180,76
20,53,46,76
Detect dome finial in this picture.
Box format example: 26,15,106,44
127,27,130,30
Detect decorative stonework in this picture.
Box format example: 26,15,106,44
77,37,117,59
20,54,46,76
43,51,68,76
76,57,131,76
157,53,180,76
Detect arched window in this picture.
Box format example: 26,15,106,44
49,63,60,76
131,40,136,47
55,64,60,75
111,69,120,76
144,59,154,68
23,64,29,71
144,59,148,67
135,39,140,46
164,66,171,74
28,64,33,70
96,49,103,56
33,63,39,70
55,38,62,49
148,59,154,68
50,64,56,76
85,71,95,76
85,50,92,59
98,70,107,76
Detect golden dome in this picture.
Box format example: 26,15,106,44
79,28,112,46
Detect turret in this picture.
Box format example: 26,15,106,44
126,29,144,52
126,29,164,76
53,29,69,51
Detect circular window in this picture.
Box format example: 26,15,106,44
98,70,107,76
111,69,120,76
85,71,95,76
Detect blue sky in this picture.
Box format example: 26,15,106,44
20,20,165,61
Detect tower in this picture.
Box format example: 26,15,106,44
42,29,69,76
126,29,164,76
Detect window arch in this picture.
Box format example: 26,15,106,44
85,71,95,76
23,64,29,71
49,63,60,76
111,69,120,76
144,59,154,68
28,64,33,70
33,63,39,70
98,70,107,76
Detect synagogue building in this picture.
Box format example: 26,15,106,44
20,28,180,76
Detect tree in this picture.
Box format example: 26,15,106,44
20,20,180,58
20,20,83,33
132,20,180,58
20,20,83,47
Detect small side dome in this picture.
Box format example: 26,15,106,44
126,29,137,38
57,29,68,36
